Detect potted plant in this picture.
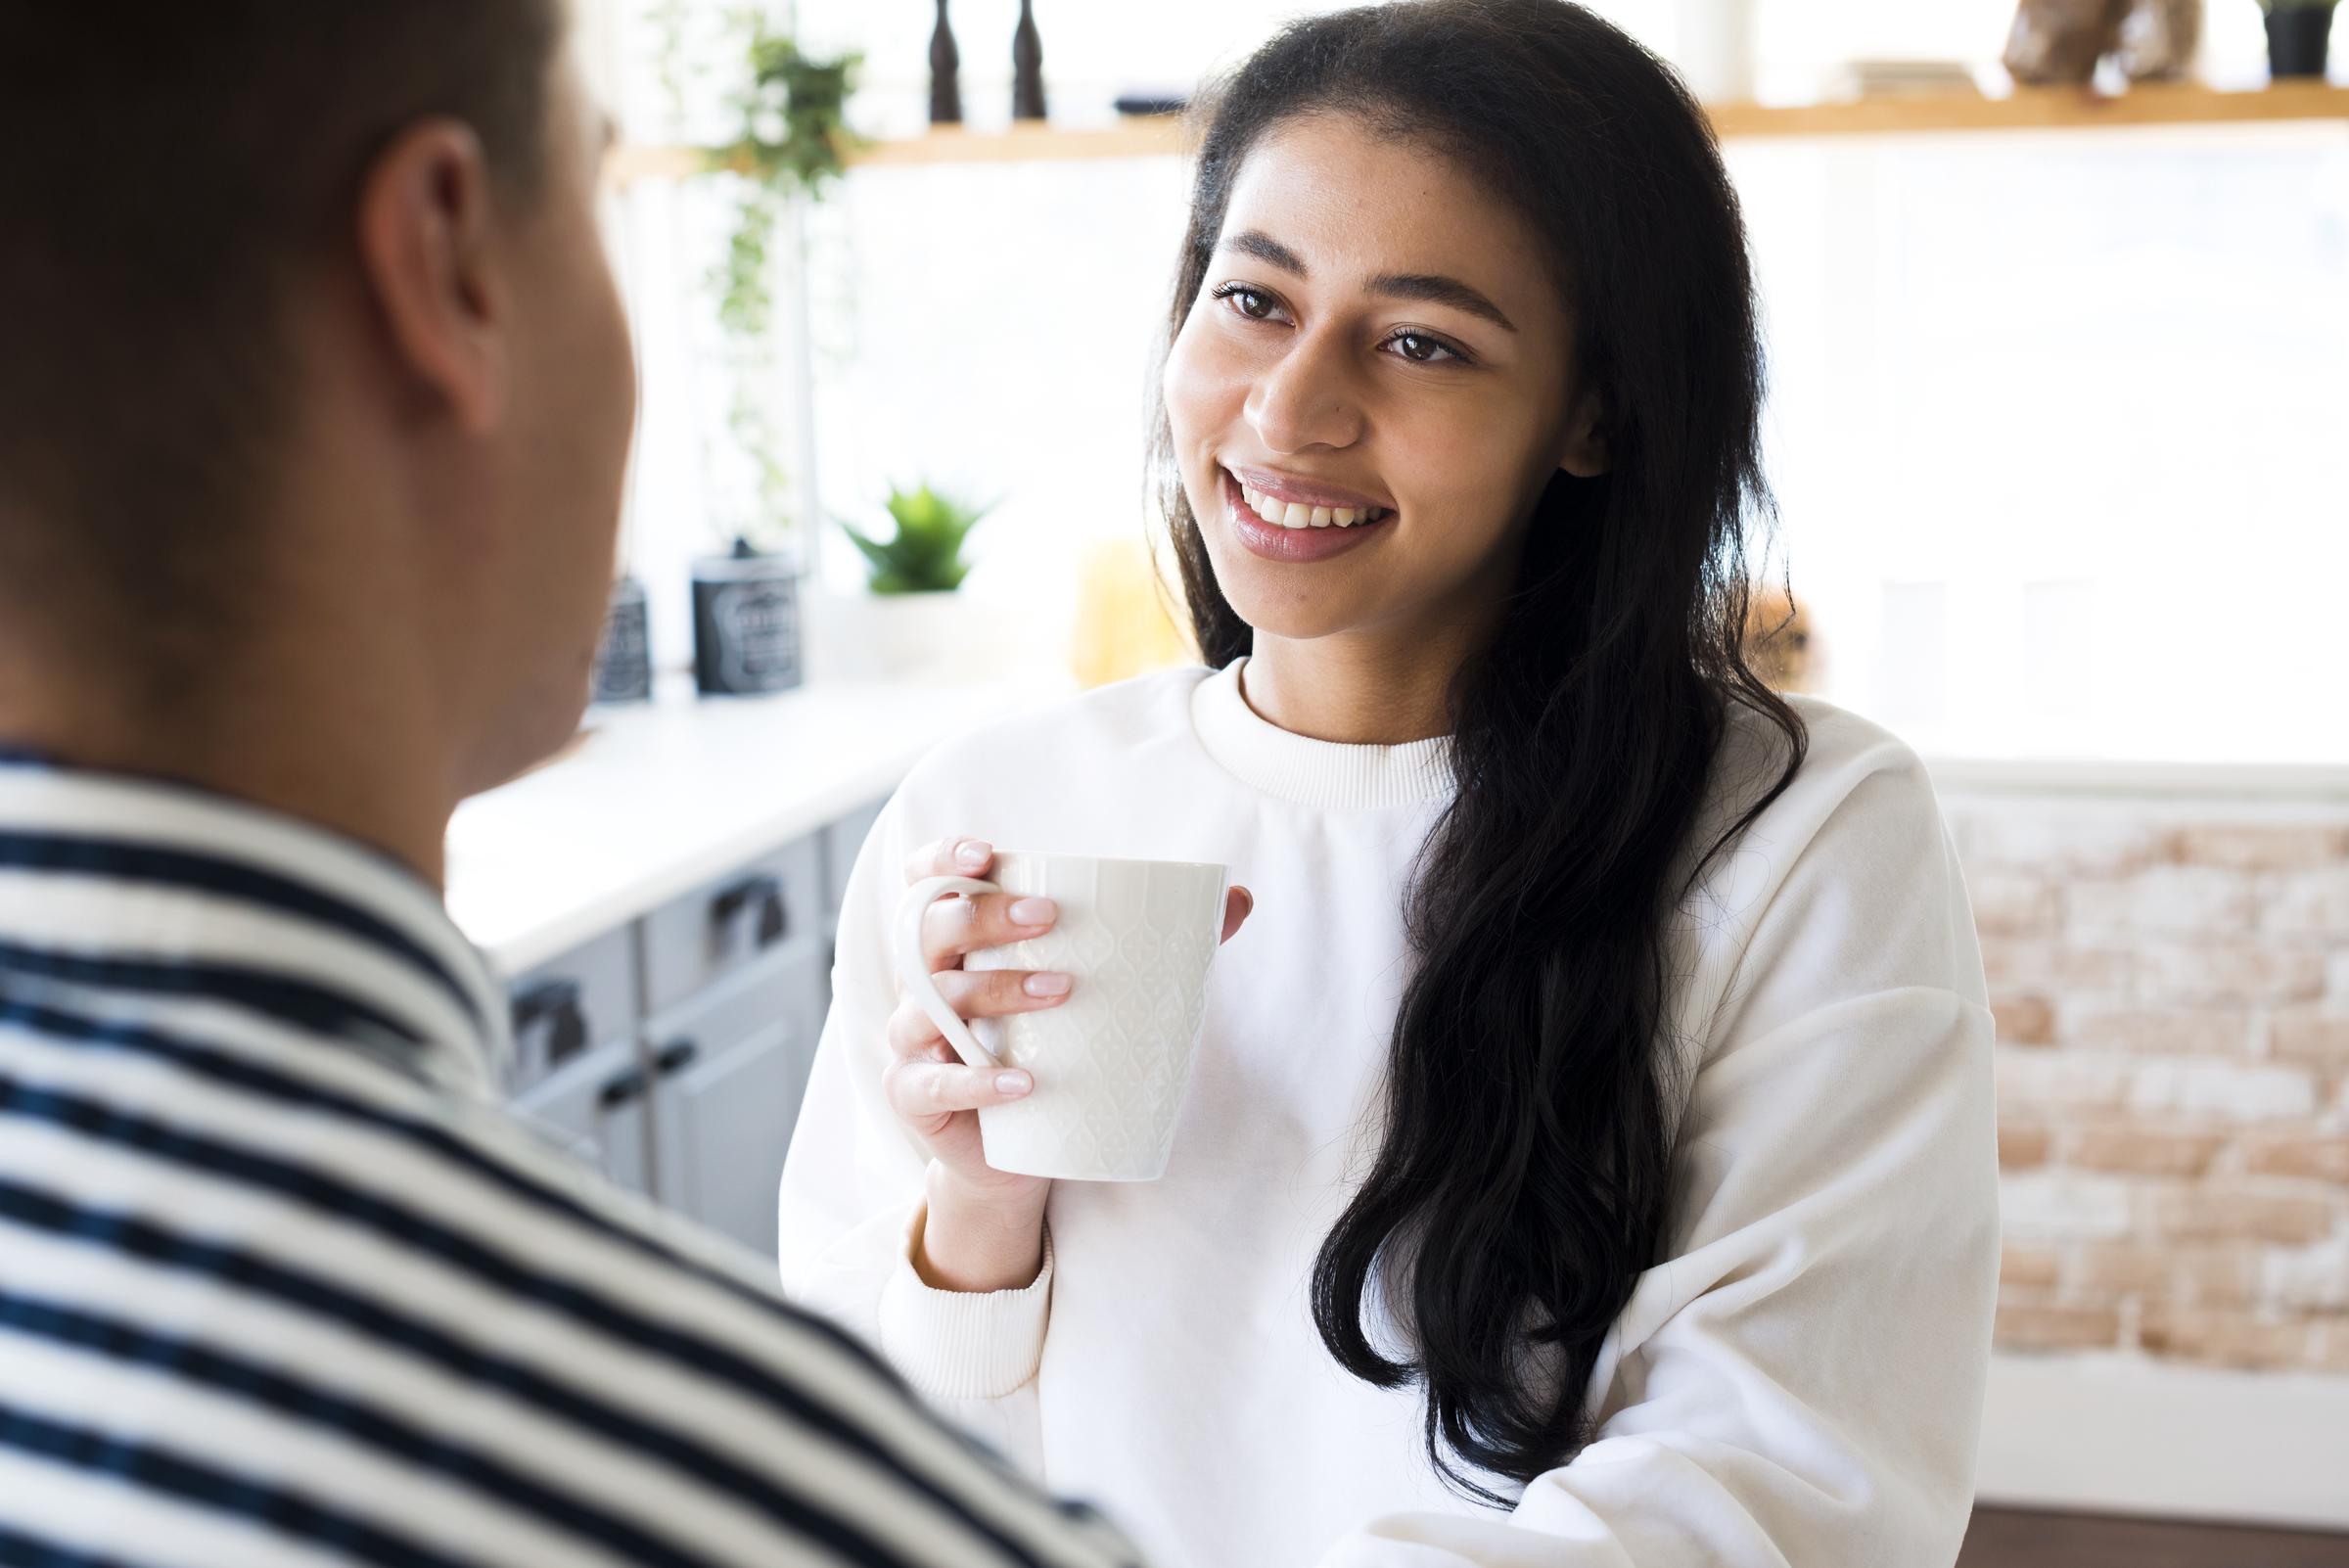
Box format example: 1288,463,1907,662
2260,0,2337,76
812,482,1002,678
839,481,994,594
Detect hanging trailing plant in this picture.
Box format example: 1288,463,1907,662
653,4,863,553
710,15,863,343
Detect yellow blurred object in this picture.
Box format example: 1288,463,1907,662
1068,535,1199,688
1741,580,1817,693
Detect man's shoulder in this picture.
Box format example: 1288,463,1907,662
0,1005,1136,1566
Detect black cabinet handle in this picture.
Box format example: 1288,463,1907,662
512,979,588,1068
712,873,789,952
598,1064,648,1110
655,1038,700,1078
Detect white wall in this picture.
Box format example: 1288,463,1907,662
582,1,2349,764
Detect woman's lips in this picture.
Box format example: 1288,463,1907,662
1225,463,1391,515
1221,466,1390,564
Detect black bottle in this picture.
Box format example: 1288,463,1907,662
929,0,961,124
1012,0,1045,121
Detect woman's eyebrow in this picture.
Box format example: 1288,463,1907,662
1371,272,1517,334
1217,227,1518,334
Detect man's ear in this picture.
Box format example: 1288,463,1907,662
1558,386,1608,479
354,118,507,436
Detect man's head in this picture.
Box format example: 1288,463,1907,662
0,2,636,821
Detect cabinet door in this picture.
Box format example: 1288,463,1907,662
639,832,827,1017
645,943,827,1257
651,1026,801,1258
510,1036,653,1196
500,924,640,1100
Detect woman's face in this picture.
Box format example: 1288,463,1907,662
1162,112,1603,648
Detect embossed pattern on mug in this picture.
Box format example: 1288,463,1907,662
967,853,1223,1180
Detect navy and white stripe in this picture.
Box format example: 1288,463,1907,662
0,754,1141,1568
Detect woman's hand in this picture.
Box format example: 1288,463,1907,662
887,834,1253,1292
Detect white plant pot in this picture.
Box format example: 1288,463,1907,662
806,588,997,682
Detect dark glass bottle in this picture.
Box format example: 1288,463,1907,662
929,0,961,124
1012,0,1046,121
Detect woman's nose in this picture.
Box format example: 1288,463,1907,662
1245,329,1365,452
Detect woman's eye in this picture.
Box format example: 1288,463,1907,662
1214,284,1282,322
1388,331,1462,365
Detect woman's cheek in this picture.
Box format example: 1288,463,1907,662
1161,317,1229,441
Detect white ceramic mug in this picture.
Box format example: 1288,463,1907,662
894,851,1229,1181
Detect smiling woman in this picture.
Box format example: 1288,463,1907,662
1162,111,1607,685
775,4,2001,1566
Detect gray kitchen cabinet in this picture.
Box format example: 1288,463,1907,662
497,797,891,1246
500,924,639,1102
508,1035,653,1195
644,940,828,1258
640,832,828,1017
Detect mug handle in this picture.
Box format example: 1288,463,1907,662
894,875,1006,1073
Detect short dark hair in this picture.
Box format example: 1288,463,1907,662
0,1,563,692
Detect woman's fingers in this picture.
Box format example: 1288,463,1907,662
906,835,1251,955
883,1056,1034,1129
1221,885,1254,945
905,834,995,884
886,967,1073,1059
903,834,1060,970
919,887,1059,972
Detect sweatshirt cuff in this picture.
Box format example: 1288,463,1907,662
875,1195,1054,1401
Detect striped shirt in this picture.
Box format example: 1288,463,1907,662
0,750,1144,1568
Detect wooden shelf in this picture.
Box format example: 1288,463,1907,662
606,118,1186,184
606,81,2349,186
1711,78,2349,137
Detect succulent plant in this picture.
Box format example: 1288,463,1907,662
836,482,999,594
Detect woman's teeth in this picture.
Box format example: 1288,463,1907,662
1236,476,1389,529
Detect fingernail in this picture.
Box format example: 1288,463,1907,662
1023,971,1071,996
995,1071,1033,1096
956,839,991,868
1009,897,1056,927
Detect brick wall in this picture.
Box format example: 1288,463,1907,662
1939,794,2349,1375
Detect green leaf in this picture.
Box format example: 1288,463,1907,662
834,516,898,575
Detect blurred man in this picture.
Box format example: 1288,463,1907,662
0,6,1139,1563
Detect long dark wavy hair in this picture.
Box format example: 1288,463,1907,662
1142,0,1811,1505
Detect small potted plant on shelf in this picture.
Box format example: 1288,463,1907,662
812,481,1001,679
2259,0,2338,77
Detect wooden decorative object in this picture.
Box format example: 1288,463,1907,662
2003,0,2130,83
2116,0,2203,80
2004,0,2205,85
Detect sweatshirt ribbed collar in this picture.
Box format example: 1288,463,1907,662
1188,655,1454,810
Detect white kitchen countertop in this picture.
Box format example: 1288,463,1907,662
445,662,2346,979
445,668,1077,976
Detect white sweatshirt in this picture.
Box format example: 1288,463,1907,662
776,653,2001,1568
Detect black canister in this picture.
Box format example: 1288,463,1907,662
2266,4,2336,76
590,575,652,705
691,539,804,696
